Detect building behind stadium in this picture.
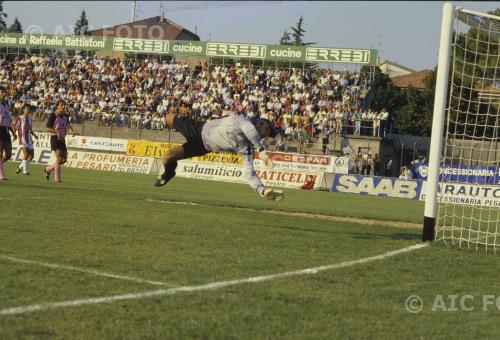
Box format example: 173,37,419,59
88,14,204,66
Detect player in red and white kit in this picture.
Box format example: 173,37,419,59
13,104,38,175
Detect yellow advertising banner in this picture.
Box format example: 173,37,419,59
190,153,242,165
126,140,243,165
126,140,181,158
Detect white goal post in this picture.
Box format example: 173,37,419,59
423,3,500,252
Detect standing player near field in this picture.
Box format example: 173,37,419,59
44,99,74,182
155,108,284,201
13,104,38,175
0,86,17,180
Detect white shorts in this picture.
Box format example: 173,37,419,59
20,135,34,149
20,141,34,150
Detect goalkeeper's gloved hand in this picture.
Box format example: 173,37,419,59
258,187,284,201
258,148,274,168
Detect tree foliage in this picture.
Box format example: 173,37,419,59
0,1,8,32
7,17,22,33
393,87,434,136
368,67,405,115
290,16,312,46
279,16,315,46
74,10,89,35
366,66,435,136
447,7,500,140
369,7,499,137
278,16,317,69
279,30,292,45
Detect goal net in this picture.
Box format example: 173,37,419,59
423,4,500,252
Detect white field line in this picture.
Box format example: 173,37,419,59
145,198,421,230
0,243,428,316
0,255,176,287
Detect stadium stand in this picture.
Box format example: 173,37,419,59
0,53,389,152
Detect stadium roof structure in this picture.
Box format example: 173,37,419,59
378,59,416,78
88,15,200,41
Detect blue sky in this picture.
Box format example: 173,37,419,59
3,1,499,70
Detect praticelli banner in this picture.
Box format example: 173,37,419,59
176,160,323,189
0,32,377,65
255,168,323,189
65,151,154,174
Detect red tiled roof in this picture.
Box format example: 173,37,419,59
88,16,199,41
391,70,433,89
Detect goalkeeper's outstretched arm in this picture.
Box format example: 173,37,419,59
241,154,283,201
241,153,264,193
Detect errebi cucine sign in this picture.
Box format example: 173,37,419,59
0,32,377,65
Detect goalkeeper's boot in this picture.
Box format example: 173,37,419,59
154,165,176,187
261,188,285,201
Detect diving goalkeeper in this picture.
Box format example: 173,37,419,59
155,111,284,201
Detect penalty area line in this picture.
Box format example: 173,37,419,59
0,254,176,288
0,243,428,316
145,198,421,230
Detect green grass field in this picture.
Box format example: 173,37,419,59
1,162,500,339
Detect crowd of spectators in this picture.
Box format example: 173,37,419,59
0,53,391,144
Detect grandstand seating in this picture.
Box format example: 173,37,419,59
2,53,387,153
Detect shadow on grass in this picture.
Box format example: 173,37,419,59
260,224,420,242
346,232,420,241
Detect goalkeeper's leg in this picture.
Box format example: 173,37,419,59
155,146,184,187
156,113,209,187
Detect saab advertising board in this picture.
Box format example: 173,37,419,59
331,174,422,199
332,174,500,207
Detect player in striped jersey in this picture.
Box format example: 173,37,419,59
0,86,17,180
44,99,74,182
13,104,38,175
